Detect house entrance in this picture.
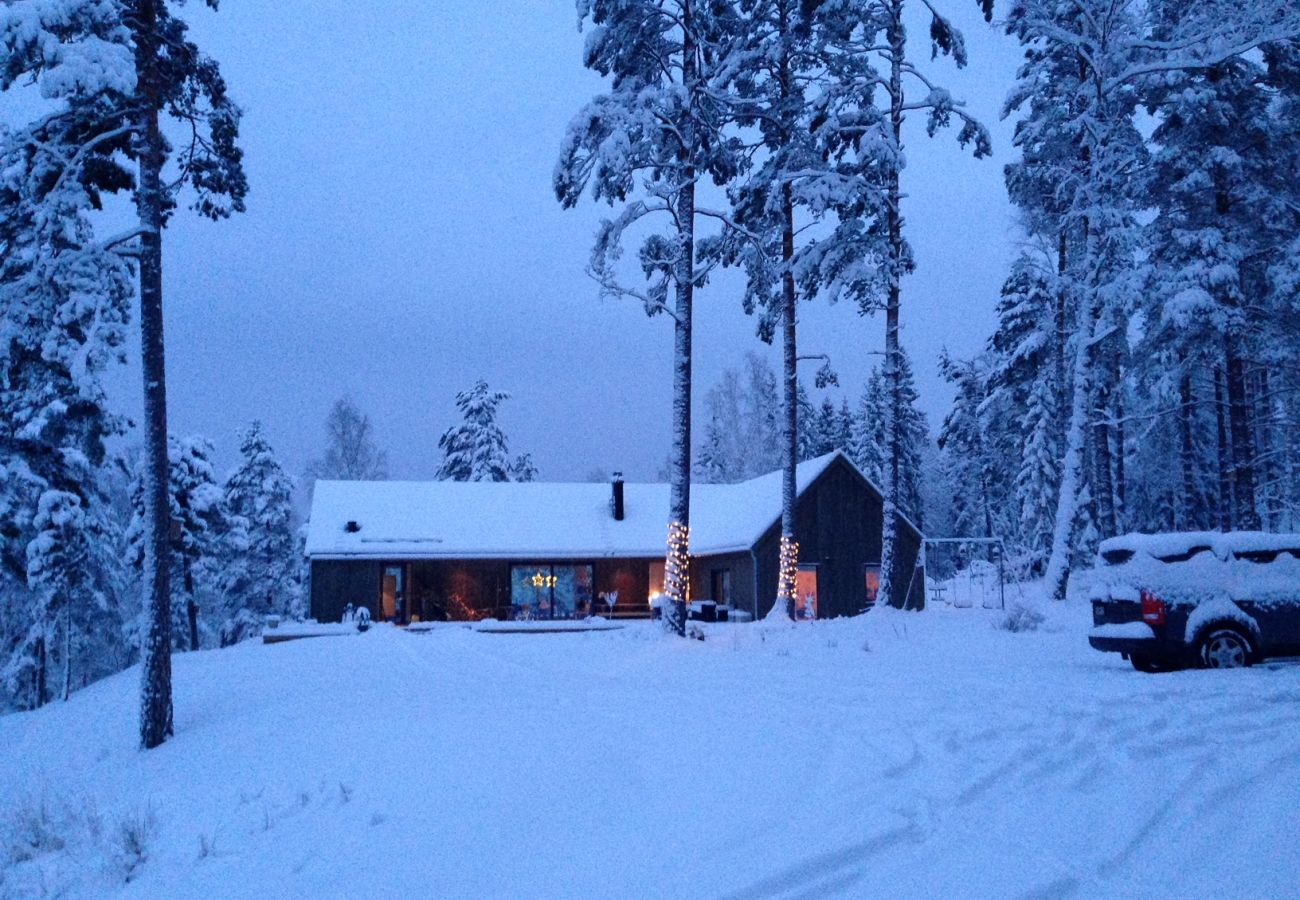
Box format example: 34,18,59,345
795,564,819,620
380,564,406,621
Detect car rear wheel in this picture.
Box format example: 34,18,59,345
1130,654,1176,673
1198,627,1254,669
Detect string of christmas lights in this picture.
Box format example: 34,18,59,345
664,520,690,605
777,535,799,616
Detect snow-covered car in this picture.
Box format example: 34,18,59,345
1088,532,1300,672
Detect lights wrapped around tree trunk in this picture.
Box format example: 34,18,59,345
662,520,690,635
775,534,799,620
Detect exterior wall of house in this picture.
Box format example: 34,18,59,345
751,456,925,618
595,559,653,616
689,551,757,618
310,559,383,624
310,557,659,623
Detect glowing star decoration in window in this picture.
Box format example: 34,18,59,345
531,571,557,589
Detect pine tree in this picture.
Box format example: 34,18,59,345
511,454,539,483
795,382,821,463
222,424,300,632
436,380,519,483
892,350,929,526
1142,20,1289,532
1016,375,1060,573
713,0,895,619
815,398,840,456
2,0,249,744
1004,0,1298,598
554,0,744,636
1006,0,1149,599
126,436,227,652
0,16,134,709
851,369,887,485
861,0,993,611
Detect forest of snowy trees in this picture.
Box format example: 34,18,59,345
1,0,1298,737
935,1,1300,597
555,0,1299,619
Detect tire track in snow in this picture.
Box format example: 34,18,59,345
717,823,919,900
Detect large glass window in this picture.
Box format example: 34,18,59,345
510,565,593,620
795,564,818,620
864,564,881,608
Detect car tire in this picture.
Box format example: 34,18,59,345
1130,654,1175,673
1197,626,1254,669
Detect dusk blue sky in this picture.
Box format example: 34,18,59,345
91,1,1027,483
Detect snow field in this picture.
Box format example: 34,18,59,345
2,597,1299,899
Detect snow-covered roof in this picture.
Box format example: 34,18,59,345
306,452,859,560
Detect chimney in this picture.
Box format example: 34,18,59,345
611,472,625,521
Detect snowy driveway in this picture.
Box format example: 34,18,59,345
2,603,1299,898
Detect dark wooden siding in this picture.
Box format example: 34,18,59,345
690,551,756,617
751,456,925,618
595,559,653,617
311,559,382,623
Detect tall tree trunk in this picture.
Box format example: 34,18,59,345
662,1,696,638
136,0,175,748
1214,366,1232,531
1225,337,1260,530
34,633,47,709
1091,367,1117,539
877,0,905,611
1255,368,1277,529
61,609,71,702
1046,219,1104,603
1179,368,1199,529
183,557,199,651
1112,353,1126,528
1056,231,1068,410
771,0,798,622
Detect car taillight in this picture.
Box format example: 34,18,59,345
1140,589,1166,626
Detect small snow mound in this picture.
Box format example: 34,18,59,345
997,602,1046,633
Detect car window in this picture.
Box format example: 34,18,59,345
1236,548,1300,563
1156,546,1212,563
1101,549,1134,565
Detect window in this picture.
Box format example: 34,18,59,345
864,564,881,608
795,564,818,620
648,560,666,602
510,565,593,620
710,569,732,608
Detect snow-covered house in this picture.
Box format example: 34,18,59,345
304,451,925,623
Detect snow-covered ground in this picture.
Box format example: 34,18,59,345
3,597,1299,899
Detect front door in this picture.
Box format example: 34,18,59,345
380,565,405,622
795,564,819,620
710,569,732,608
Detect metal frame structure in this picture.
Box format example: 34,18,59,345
921,537,1008,611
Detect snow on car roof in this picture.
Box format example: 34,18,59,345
305,451,884,560
1099,531,1300,561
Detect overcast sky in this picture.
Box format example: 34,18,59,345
89,1,1028,484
